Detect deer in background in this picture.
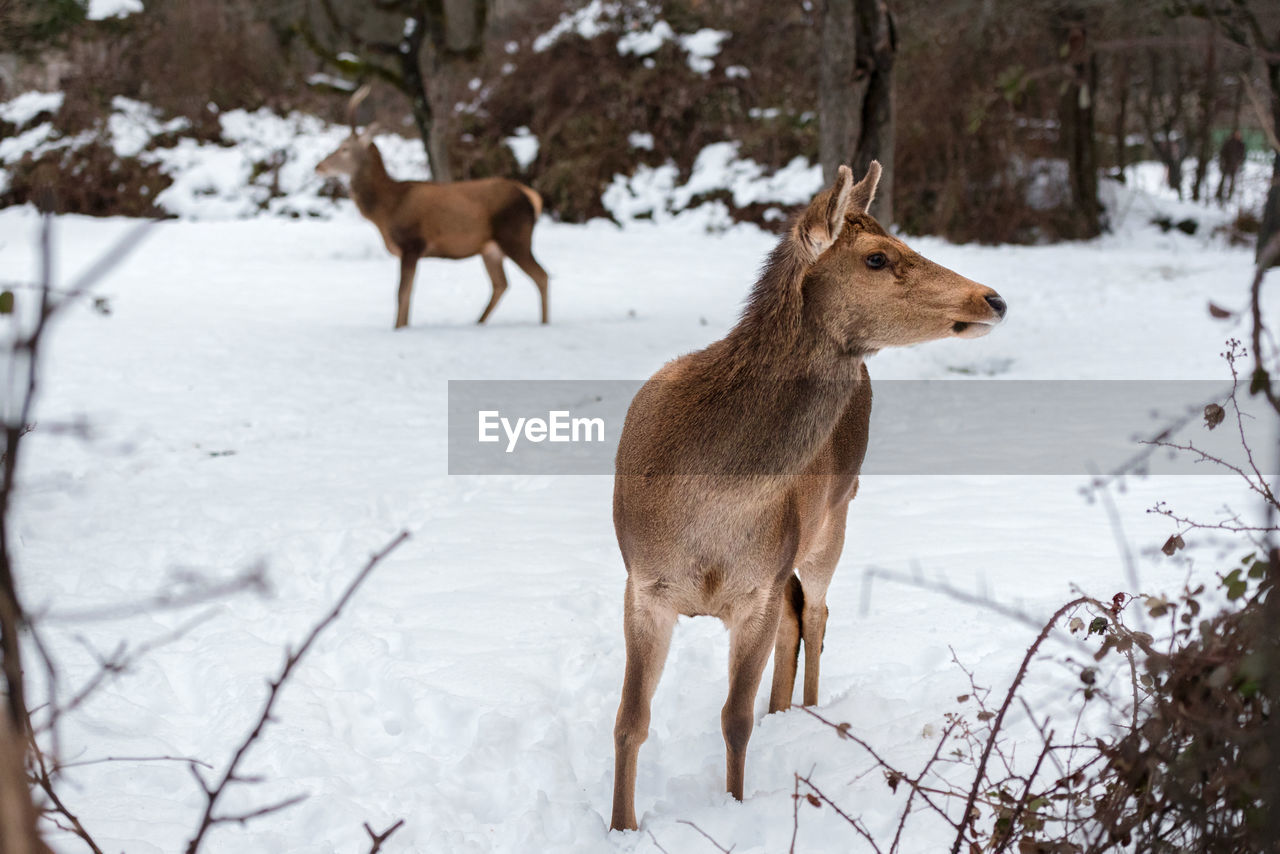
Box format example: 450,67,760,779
315,85,550,329
609,162,1007,831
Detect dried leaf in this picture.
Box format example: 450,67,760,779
805,793,821,808
1207,301,1233,319
1161,535,1185,556
1203,403,1225,430
1068,616,1084,634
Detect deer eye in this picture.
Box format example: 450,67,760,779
866,252,888,270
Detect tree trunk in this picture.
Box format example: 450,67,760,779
1114,54,1130,176
1056,8,1100,238
819,0,896,225
1258,57,1280,268
1190,25,1217,203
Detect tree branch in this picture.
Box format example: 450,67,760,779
183,530,409,854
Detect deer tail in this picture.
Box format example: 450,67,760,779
518,184,543,219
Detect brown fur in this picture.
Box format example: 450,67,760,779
609,163,1006,831
316,87,549,329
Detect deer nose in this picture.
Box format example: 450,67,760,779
984,293,1007,319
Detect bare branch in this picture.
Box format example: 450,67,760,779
950,597,1090,854
42,565,269,623
364,819,405,854
796,774,884,854
183,530,409,854
676,819,735,853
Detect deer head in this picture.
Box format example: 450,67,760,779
796,163,1006,354
315,84,379,178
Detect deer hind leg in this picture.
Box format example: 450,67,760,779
395,249,421,330
796,507,849,708
768,573,803,713
494,228,550,324
723,577,787,800
611,577,676,831
476,241,509,325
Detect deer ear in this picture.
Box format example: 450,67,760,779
358,122,380,144
795,165,854,262
848,161,881,214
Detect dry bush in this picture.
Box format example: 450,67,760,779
461,0,818,222
1089,560,1279,852
892,2,1089,243
0,139,172,217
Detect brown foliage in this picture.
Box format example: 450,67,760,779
459,0,817,221
0,139,171,217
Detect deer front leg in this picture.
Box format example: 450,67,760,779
395,251,419,329
723,579,786,800
611,578,676,831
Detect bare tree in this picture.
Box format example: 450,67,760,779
818,0,896,225
1196,0,1280,264
299,0,489,183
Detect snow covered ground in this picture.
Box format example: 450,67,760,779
1,162,1277,852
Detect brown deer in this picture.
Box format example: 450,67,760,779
315,86,550,329
609,162,1006,831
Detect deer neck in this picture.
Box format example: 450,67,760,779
680,241,866,477
350,144,404,219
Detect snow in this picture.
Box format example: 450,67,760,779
1,186,1276,851
0,90,63,126
504,127,539,170
306,73,358,92
627,132,655,151
108,97,191,158
616,20,675,57
86,0,142,20
533,0,617,52
614,21,727,73
603,141,823,225
679,29,730,74
532,2,725,73
0,89,1278,853
0,93,432,220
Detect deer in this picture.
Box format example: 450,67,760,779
315,85,550,329
609,162,1007,831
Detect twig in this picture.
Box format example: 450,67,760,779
1250,234,1280,415
790,772,801,853
801,707,960,829
183,530,409,854
676,819,735,853
35,610,216,733
861,567,1044,632
646,829,673,854
991,731,1053,854
796,774,884,854
26,737,104,854
57,754,213,771
364,819,405,853
42,564,269,623
890,716,961,853
950,597,1089,854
